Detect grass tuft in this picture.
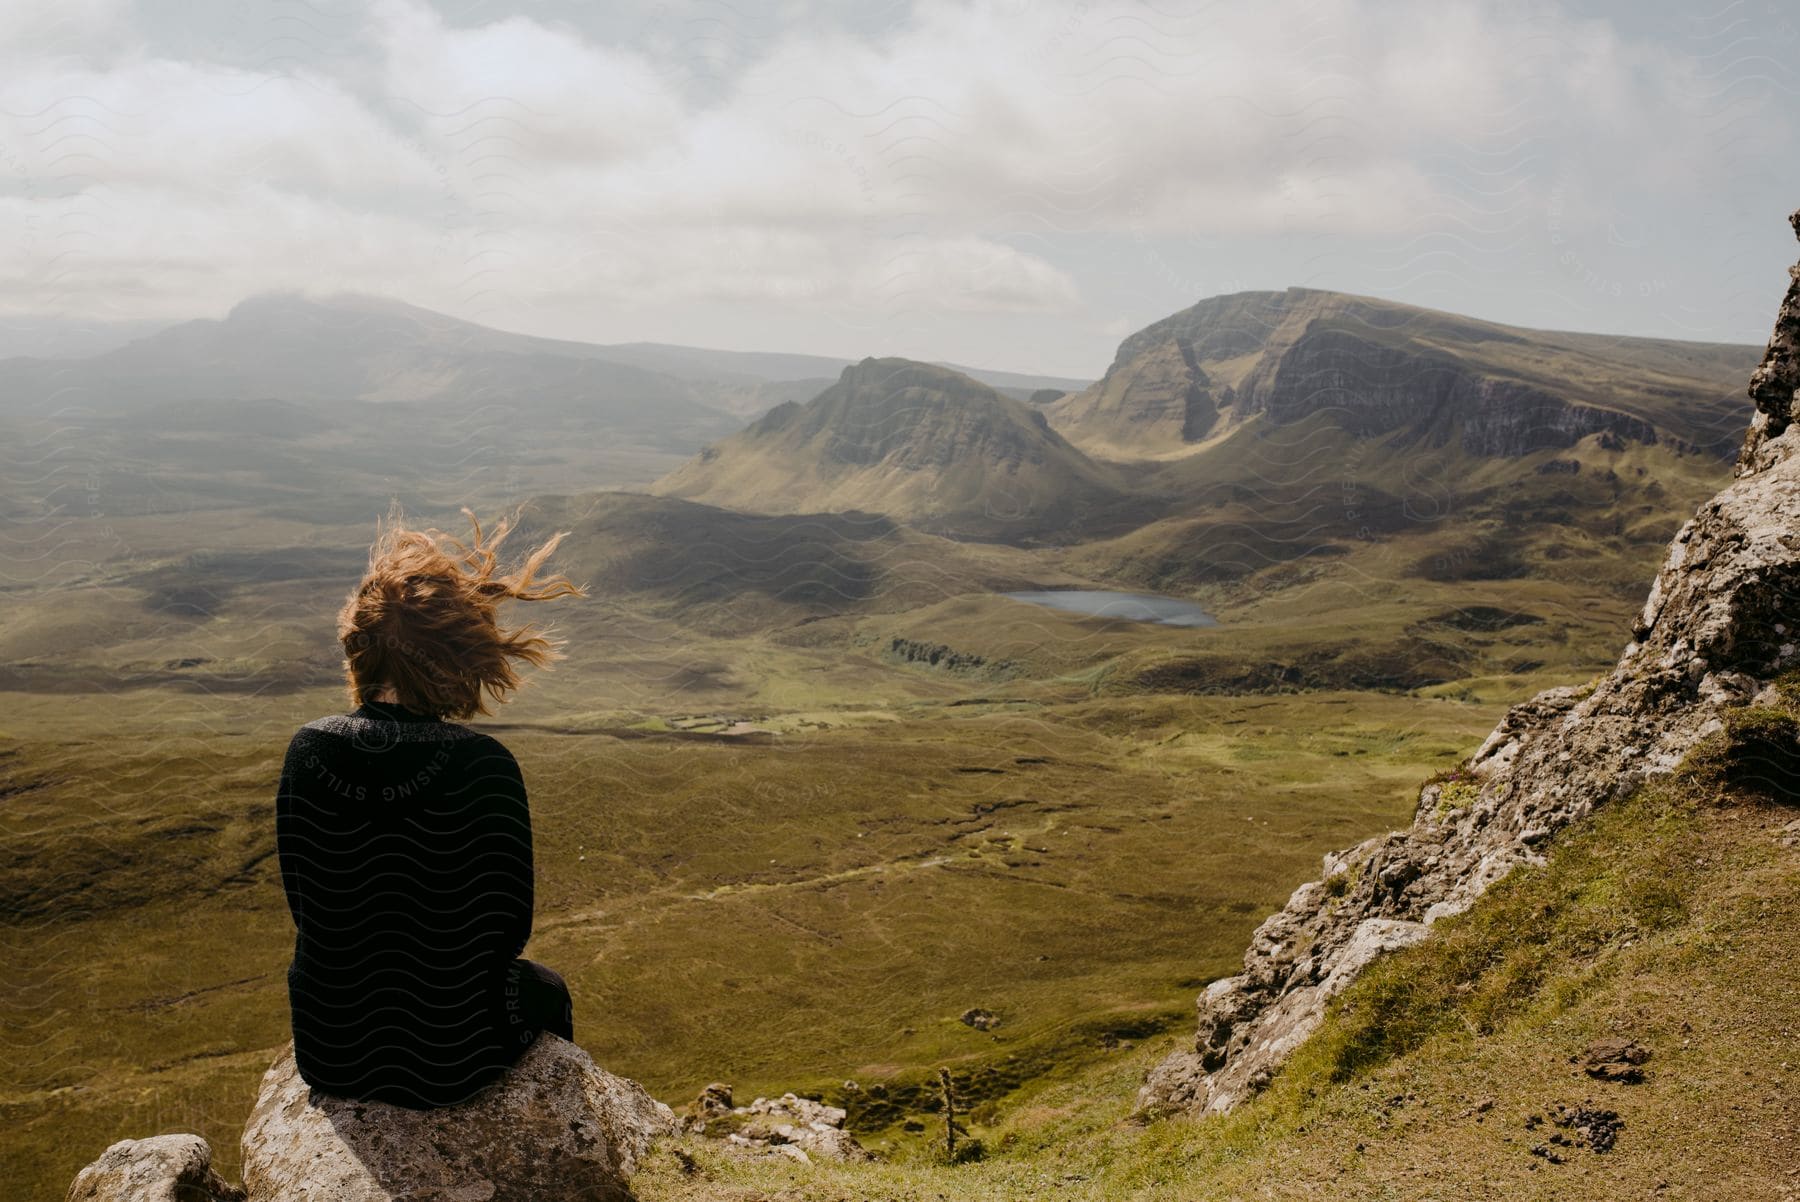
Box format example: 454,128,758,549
1675,705,1800,801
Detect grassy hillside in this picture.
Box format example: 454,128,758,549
650,357,1143,542
0,684,1503,1198
633,700,1800,1201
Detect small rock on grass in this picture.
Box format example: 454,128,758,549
1581,1037,1652,1084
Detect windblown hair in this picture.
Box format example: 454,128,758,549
337,502,587,721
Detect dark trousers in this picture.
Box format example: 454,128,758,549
508,957,574,1042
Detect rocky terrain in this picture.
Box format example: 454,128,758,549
1137,210,1800,1117
676,1081,875,1165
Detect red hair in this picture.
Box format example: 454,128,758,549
337,502,586,720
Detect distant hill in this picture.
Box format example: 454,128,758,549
1046,287,1759,462
0,293,746,451
650,357,1137,541
0,292,1090,429
0,313,177,360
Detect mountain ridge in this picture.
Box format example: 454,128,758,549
1049,286,1760,463
0,291,1090,420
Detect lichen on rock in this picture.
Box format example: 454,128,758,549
64,1134,244,1202
241,1037,675,1202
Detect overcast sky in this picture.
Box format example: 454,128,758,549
0,0,1795,377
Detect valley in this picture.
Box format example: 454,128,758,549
1,286,1768,1197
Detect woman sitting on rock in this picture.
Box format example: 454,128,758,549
275,503,585,1109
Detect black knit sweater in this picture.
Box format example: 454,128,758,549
275,698,542,1108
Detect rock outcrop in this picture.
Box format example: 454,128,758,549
67,1038,675,1202
1139,209,1800,1117
886,636,1014,677
678,1083,875,1164
1739,208,1800,475
65,1135,245,1202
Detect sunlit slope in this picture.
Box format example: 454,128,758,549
634,739,1800,1201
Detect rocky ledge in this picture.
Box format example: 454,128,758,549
1139,208,1800,1117
67,1037,676,1202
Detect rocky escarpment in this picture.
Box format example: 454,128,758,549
1245,324,1660,456
1739,208,1800,475
1046,287,1755,461
1138,209,1800,1117
66,1037,675,1202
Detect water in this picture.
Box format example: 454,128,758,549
1001,589,1217,627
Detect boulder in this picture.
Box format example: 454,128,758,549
66,1134,244,1202
693,1082,734,1117
959,1007,1001,1031
239,1037,675,1202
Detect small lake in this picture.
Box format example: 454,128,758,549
1001,589,1217,628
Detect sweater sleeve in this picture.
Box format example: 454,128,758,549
274,732,312,930
474,737,534,961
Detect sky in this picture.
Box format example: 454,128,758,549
0,0,1795,377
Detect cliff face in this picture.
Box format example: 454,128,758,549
1046,287,1756,462
1138,210,1800,1117
1246,322,1660,454
1739,209,1800,475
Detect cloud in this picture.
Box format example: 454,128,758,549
0,59,436,201
372,0,686,163
0,0,1787,357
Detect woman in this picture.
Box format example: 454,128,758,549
275,503,587,1109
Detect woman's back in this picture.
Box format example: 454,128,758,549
277,696,538,1108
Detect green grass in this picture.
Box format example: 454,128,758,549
0,683,1499,1197
634,738,1800,1201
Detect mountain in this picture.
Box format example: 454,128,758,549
649,357,1137,541
0,293,749,451
1019,289,1763,599
0,293,1091,430
1046,287,1760,462
0,313,178,359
